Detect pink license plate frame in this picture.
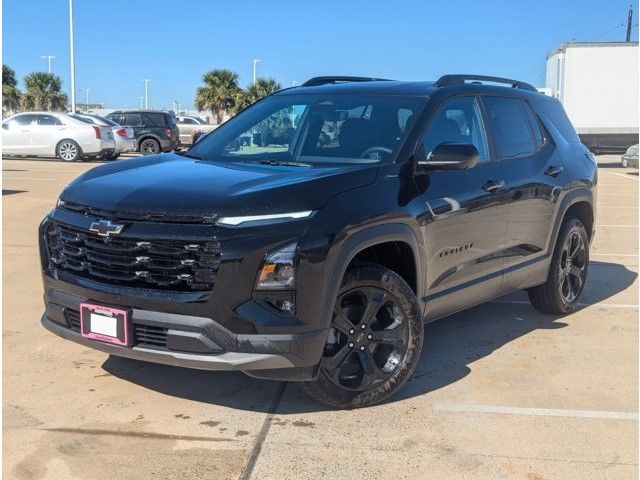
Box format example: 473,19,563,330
79,303,130,346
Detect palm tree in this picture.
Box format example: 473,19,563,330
195,69,242,124
239,77,281,110
2,64,22,115
21,72,68,111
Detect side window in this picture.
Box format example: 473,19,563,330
522,103,545,149
123,114,142,126
423,96,489,162
182,118,196,125
6,114,35,127
36,115,62,126
483,97,536,159
142,113,164,126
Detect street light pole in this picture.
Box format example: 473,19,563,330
141,79,150,109
139,96,144,109
252,59,262,85
68,0,76,113
83,88,90,105
41,55,58,74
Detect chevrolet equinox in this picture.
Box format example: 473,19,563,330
40,75,597,408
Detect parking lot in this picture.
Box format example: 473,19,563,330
2,154,638,479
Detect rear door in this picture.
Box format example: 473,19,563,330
31,114,65,155
480,95,558,287
419,96,510,320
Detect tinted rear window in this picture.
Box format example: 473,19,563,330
483,96,536,159
533,98,580,143
142,113,165,126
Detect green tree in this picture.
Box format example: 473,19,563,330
21,72,68,111
194,69,242,124
2,64,22,115
239,77,281,110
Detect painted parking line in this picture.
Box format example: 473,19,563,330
433,402,638,420
2,177,58,181
597,205,638,208
599,171,639,181
590,253,638,257
491,299,638,310
596,224,638,228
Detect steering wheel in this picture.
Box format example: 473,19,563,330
360,146,393,159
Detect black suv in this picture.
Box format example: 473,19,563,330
105,110,179,154
40,75,597,408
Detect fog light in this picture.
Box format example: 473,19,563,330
255,242,296,290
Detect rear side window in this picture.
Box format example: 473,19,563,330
36,114,63,125
522,103,545,148
142,113,165,126
123,114,143,126
533,99,580,143
7,114,36,126
483,96,536,159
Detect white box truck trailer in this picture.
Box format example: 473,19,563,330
546,41,639,153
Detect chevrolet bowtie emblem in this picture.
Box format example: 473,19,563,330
89,219,125,237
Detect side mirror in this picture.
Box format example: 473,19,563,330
418,143,479,171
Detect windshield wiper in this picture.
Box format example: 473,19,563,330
249,159,311,168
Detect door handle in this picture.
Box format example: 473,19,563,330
482,180,505,193
544,165,564,177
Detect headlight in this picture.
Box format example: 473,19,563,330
216,211,313,227
255,242,296,290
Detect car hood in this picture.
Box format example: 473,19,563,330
60,153,377,218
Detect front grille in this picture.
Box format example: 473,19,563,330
46,221,220,291
65,308,81,331
64,308,168,349
134,324,168,348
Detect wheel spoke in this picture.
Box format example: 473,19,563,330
370,325,405,346
569,264,583,279
332,310,354,335
568,234,582,259
323,343,352,371
357,349,379,388
360,289,386,325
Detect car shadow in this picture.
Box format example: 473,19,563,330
103,261,637,413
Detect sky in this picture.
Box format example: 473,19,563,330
2,0,638,110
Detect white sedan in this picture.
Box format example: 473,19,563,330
1,112,116,162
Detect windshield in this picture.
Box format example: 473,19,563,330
190,94,424,165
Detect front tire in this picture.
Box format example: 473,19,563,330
301,264,423,408
56,140,81,162
527,218,589,314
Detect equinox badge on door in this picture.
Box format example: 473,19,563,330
89,219,125,237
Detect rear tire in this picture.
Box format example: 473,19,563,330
139,138,160,155
104,153,120,161
301,263,423,409
56,140,81,162
527,218,589,314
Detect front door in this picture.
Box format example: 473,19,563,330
1,114,36,155
416,96,510,320
30,114,65,156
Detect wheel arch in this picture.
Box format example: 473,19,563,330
318,223,424,331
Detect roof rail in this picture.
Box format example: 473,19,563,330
302,76,391,87
434,74,538,92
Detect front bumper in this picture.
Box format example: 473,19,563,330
42,313,293,371
41,281,326,379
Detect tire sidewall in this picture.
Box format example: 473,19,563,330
550,219,590,313
309,264,423,408
57,140,81,162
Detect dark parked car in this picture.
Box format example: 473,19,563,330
40,75,597,408
106,110,179,155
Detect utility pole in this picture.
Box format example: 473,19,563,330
252,59,262,85
41,55,58,74
68,0,76,113
141,79,150,109
626,4,633,42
